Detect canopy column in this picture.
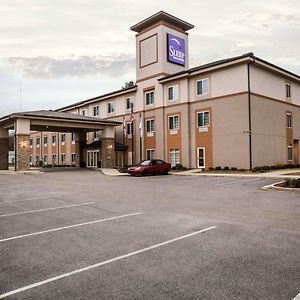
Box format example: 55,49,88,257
0,127,9,170
15,119,30,171
74,131,87,168
101,127,115,168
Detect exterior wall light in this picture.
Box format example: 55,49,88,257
107,144,113,150
20,140,28,148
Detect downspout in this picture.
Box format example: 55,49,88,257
247,55,255,170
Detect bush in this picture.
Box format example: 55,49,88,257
230,167,237,171
284,178,300,188
223,166,229,171
208,167,214,171
215,166,222,170
36,160,44,167
171,164,188,171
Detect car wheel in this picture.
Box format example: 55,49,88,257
163,169,169,175
142,170,148,176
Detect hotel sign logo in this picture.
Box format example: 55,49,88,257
167,34,185,66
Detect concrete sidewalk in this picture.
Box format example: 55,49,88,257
98,168,130,176
171,168,300,178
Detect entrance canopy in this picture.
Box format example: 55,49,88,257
0,110,121,171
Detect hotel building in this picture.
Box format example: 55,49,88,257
29,11,300,169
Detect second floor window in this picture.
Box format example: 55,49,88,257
93,106,99,116
126,97,134,110
36,137,40,146
146,119,155,133
196,78,209,96
169,115,179,130
61,134,66,143
287,113,292,128
127,123,133,135
52,135,56,144
168,85,178,101
43,136,47,145
286,83,291,99
145,91,154,105
197,111,210,127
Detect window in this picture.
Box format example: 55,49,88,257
36,155,40,162
61,134,66,144
197,147,205,168
43,136,48,146
287,113,292,128
126,97,134,110
72,153,76,163
108,102,114,114
71,133,75,143
196,78,209,96
82,109,86,116
52,154,56,163
43,155,48,163
146,119,155,133
127,123,133,136
169,115,179,130
168,85,178,101
61,154,66,163
36,137,40,147
287,146,293,161
94,131,100,140
30,138,33,148
146,149,156,160
145,91,154,105
52,135,56,144
286,83,291,99
169,149,180,168
93,105,99,116
197,111,210,127
30,155,33,164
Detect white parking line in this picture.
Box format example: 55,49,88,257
0,202,95,218
0,225,216,299
0,196,59,205
218,178,261,185
0,212,143,243
293,292,300,300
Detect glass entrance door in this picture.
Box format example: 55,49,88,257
87,150,100,167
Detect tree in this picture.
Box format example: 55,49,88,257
122,81,135,89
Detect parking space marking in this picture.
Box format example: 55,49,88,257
293,292,300,300
0,226,216,299
0,196,60,205
0,212,143,243
217,178,261,185
0,202,95,218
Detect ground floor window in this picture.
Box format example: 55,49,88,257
71,153,76,163
128,151,133,166
43,155,48,164
87,150,100,167
30,155,33,165
197,147,205,168
169,149,180,168
52,154,56,163
146,149,155,160
61,153,66,163
288,146,293,161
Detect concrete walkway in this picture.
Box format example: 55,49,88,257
98,168,129,176
171,168,300,178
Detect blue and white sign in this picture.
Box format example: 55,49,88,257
167,34,185,66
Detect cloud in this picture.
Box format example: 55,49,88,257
2,54,135,79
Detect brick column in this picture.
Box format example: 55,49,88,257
0,127,9,170
15,118,31,171
101,127,115,168
15,134,30,171
74,131,86,168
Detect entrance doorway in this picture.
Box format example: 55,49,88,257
197,147,205,169
87,150,100,168
294,139,299,164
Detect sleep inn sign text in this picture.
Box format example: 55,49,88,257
167,34,185,66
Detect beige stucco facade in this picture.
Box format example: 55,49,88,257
27,11,299,170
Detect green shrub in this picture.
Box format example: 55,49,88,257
284,178,300,188
208,167,214,171
252,167,262,172
230,167,237,171
172,164,187,171
223,166,229,170
215,166,222,170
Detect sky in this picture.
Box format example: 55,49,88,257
0,0,299,116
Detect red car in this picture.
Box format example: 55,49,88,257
128,159,171,176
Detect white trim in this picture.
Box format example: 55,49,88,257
197,110,210,127
168,85,179,101
287,145,293,161
168,115,180,131
286,113,292,128
145,91,155,106
196,78,209,96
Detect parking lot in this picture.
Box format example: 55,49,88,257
0,170,299,299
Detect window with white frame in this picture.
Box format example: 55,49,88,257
43,136,48,146
94,131,100,140
61,134,66,144
82,109,86,116
286,83,291,99
61,154,66,163
43,155,48,163
287,113,292,128
196,78,209,96
30,155,33,164
126,123,133,136
93,105,99,116
145,91,154,105
168,85,178,101
197,147,205,168
126,97,134,110
287,146,293,161
107,102,114,114
36,137,40,147
30,138,33,148
146,149,156,160
71,133,75,143
52,154,56,163
169,115,179,130
146,119,155,133
169,149,180,168
197,111,210,127
52,135,56,145
72,153,76,163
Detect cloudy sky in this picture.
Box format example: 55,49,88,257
0,0,299,116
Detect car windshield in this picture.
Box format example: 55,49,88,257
140,160,151,166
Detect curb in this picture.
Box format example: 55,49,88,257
262,181,300,192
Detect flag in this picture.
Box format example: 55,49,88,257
139,112,143,136
130,110,135,122
123,116,126,136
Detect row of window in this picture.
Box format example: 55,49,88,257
30,133,76,147
126,111,210,135
30,153,76,164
